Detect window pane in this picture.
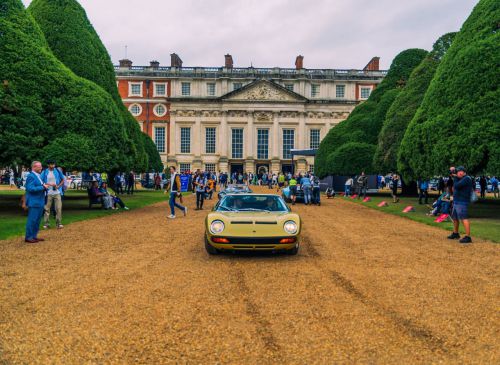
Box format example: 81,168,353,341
310,129,320,149
180,127,191,153
231,128,244,159
205,127,216,154
155,84,166,96
336,85,345,98
130,104,141,116
131,84,141,95
179,163,191,173
181,82,191,96
155,104,166,116
205,163,216,172
361,87,371,99
257,129,269,160
285,84,294,92
282,129,295,159
207,83,216,96
311,84,320,97
154,127,165,153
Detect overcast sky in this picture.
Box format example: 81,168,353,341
21,0,477,70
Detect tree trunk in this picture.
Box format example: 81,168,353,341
401,179,418,196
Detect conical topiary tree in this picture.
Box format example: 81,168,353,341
315,48,428,177
28,0,154,172
374,33,456,174
398,0,500,179
0,0,129,171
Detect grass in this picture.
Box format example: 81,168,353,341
339,191,500,243
0,189,170,241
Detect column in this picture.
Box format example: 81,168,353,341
245,111,255,173
219,111,228,172
193,111,202,170
298,111,306,149
271,112,280,174
167,111,177,167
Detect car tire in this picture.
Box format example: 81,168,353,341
205,236,220,255
286,244,299,255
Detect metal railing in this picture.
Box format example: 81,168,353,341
115,65,387,80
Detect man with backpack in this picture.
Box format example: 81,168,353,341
447,166,474,244
311,174,321,206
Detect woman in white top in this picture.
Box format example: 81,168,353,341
344,177,353,197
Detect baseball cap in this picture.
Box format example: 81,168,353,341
456,166,466,172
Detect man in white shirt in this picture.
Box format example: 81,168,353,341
41,160,64,229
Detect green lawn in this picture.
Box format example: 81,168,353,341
0,189,169,241
339,191,500,243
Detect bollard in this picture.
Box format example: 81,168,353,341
363,197,371,202
434,213,449,223
377,201,388,207
403,206,415,213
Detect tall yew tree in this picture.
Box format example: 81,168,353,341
0,0,129,171
28,0,158,172
398,0,500,179
374,33,456,174
315,48,427,177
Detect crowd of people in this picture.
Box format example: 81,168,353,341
6,158,497,245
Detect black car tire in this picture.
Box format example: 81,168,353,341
205,236,220,255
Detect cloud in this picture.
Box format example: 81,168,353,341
21,0,477,69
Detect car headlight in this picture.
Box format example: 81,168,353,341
283,220,298,234
210,220,225,234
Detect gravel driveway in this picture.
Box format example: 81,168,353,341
1,188,498,364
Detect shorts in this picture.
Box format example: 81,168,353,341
451,202,469,220
289,186,297,195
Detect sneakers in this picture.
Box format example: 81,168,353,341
184,207,188,216
447,232,460,239
167,214,176,219
57,224,64,229
459,236,472,244
124,207,129,210
43,225,49,229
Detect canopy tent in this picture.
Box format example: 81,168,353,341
290,149,317,174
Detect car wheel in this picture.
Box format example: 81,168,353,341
286,244,299,255
205,236,220,255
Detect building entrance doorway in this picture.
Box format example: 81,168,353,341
256,164,269,176
281,163,294,175
230,163,244,176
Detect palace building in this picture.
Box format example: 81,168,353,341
115,54,386,175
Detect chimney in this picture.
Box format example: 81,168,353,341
224,54,233,69
295,55,304,70
170,53,183,68
119,59,132,69
150,60,160,69
363,57,380,71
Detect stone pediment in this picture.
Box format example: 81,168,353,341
223,80,306,102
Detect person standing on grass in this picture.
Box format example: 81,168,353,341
491,176,499,199
166,166,187,219
479,176,487,199
448,166,474,244
344,177,353,197
126,171,135,195
391,173,400,203
418,178,429,205
357,172,368,199
25,161,51,243
41,159,65,230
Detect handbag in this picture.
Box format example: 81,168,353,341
470,189,478,203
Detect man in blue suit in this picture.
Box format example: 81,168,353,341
25,161,51,243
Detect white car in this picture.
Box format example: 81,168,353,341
67,175,82,189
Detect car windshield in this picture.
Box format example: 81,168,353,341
217,195,288,212
225,185,249,193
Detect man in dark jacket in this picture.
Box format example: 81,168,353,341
447,166,473,244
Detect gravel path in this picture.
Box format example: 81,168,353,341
1,188,498,364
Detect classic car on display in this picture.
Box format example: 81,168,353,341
217,184,253,200
205,194,301,255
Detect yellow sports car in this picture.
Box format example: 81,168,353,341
205,194,301,255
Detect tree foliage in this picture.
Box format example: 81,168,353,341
398,0,500,179
316,48,428,177
374,33,456,173
28,0,157,172
141,133,164,172
0,0,129,171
